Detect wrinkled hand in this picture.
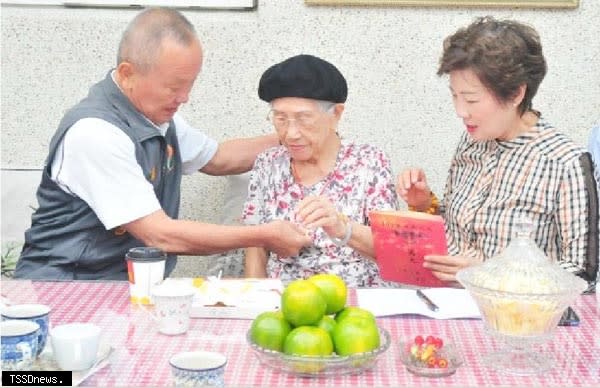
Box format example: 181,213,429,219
265,220,312,257
423,254,481,282
295,195,346,239
397,168,431,210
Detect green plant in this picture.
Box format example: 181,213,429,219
1,242,21,278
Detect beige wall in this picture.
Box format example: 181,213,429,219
2,0,599,275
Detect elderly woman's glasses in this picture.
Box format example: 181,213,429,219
267,110,323,131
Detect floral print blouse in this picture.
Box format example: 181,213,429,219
242,141,398,287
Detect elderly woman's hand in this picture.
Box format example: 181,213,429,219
397,168,432,210
295,195,347,240
423,254,481,283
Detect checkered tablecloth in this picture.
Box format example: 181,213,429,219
1,280,598,387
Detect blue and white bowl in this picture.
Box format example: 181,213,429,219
1,320,40,370
169,351,227,387
2,304,51,356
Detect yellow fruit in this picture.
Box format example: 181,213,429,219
130,296,151,305
307,274,347,314
331,316,380,356
283,326,333,356
192,277,204,288
335,306,376,324
250,311,291,352
281,280,327,327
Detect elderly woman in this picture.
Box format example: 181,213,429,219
242,54,398,287
398,17,598,286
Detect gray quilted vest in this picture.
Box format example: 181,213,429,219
16,71,182,280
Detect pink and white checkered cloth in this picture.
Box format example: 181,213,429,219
2,280,598,387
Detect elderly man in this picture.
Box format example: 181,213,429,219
15,7,310,280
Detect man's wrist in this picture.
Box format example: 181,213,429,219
254,223,272,249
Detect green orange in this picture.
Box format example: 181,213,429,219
335,306,376,325
281,279,326,327
331,316,380,356
249,311,291,352
283,326,333,356
315,315,337,336
307,273,348,315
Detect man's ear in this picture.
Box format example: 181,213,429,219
116,62,136,90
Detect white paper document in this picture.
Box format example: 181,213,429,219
356,288,481,319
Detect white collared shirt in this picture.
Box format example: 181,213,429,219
51,92,218,230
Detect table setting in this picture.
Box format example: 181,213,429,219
1,239,599,387
1,278,598,387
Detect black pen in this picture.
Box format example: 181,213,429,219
416,289,439,312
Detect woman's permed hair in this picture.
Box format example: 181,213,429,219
438,16,547,115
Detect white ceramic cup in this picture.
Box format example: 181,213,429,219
169,351,227,387
50,323,101,371
141,284,195,335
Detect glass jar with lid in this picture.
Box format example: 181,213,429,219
456,217,588,375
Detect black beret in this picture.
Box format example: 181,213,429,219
258,54,348,103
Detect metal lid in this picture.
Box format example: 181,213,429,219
125,247,166,262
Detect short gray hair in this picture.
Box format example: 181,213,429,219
269,99,336,113
117,7,198,72
315,100,336,113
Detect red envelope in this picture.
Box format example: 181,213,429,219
370,210,448,287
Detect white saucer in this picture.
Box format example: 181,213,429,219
31,341,114,386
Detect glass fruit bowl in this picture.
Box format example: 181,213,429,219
246,327,391,377
456,218,588,375
398,339,464,378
